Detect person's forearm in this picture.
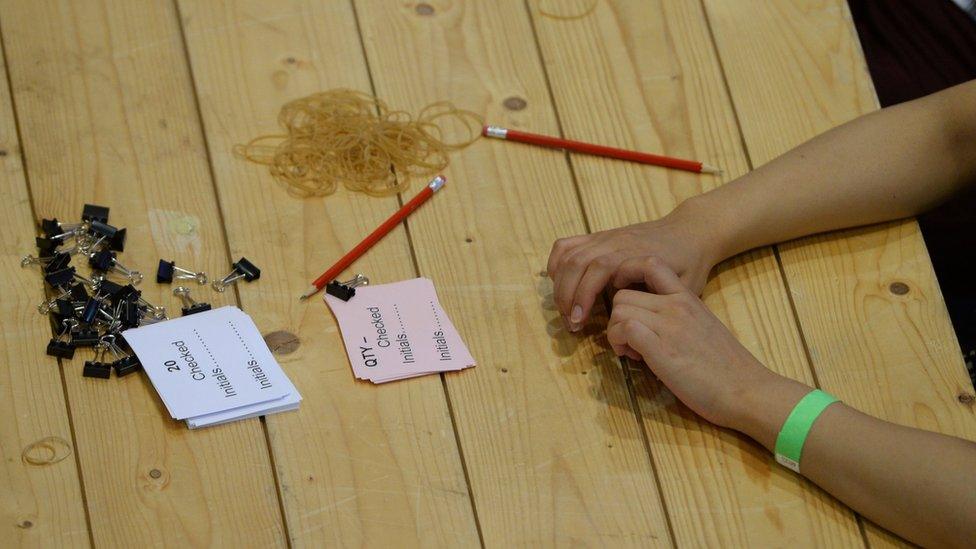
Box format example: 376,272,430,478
686,80,976,261
736,373,976,548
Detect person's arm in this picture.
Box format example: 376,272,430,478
693,78,976,260
742,379,976,549
548,79,976,331
606,258,976,548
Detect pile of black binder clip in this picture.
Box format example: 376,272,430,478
26,204,152,379
27,204,266,380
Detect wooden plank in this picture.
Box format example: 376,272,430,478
353,1,672,545
529,0,863,546
176,1,480,546
0,0,287,545
0,38,91,548
702,0,976,545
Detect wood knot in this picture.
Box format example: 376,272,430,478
0,150,7,156
464,237,473,243
500,367,508,373
264,331,301,355
958,393,975,405
16,520,33,529
503,96,527,111
284,56,297,64
415,3,434,15
149,468,162,479
888,281,910,295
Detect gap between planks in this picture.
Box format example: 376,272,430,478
345,1,487,544
696,0,882,546
0,21,96,548
172,0,292,543
519,0,681,545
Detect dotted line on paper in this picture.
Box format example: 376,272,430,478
393,304,405,331
228,320,255,362
430,301,443,330
193,328,219,367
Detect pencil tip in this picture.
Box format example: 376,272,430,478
701,164,722,175
299,285,319,301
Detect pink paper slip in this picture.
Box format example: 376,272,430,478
324,278,476,383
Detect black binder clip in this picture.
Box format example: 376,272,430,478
81,204,110,224
20,251,71,273
40,217,62,237
119,300,142,329
89,221,126,252
70,326,100,347
82,360,112,379
44,267,77,290
46,319,78,359
40,218,88,240
326,274,369,302
156,259,208,284
113,355,142,377
212,257,260,292
43,252,72,273
82,341,112,379
35,236,61,255
108,282,138,305
53,298,78,321
80,293,106,325
173,286,211,316
89,249,143,285
69,282,89,302
99,334,141,377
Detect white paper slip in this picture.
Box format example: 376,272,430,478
186,392,301,429
122,306,298,421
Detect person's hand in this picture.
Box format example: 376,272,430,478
546,199,725,332
606,257,776,430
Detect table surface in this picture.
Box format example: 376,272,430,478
2,1,974,547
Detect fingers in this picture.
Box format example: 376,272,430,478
612,256,686,295
606,316,664,365
546,235,588,278
570,252,625,326
612,288,668,312
552,245,603,326
621,346,642,361
548,238,689,336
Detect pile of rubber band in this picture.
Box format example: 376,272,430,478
235,89,483,198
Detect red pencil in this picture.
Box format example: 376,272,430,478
482,125,720,174
299,175,446,300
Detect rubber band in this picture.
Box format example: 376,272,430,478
235,89,483,198
536,0,598,20
22,436,72,466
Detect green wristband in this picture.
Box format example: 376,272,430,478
774,389,839,473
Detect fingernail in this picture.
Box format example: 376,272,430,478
569,322,581,333
570,305,582,323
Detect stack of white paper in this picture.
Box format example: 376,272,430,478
122,306,301,428
325,278,476,383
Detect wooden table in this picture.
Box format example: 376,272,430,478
2,1,973,547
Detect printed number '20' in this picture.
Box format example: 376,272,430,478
165,359,180,372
